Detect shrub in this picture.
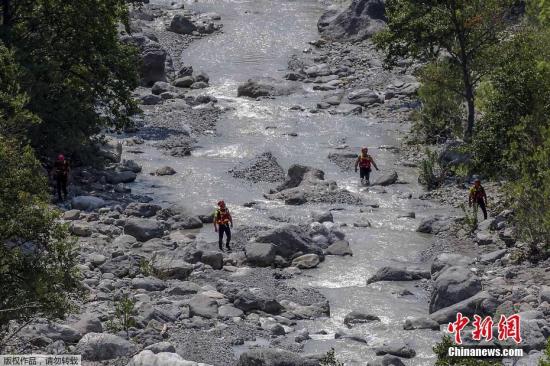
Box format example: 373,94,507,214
412,62,464,144
433,336,500,366
419,148,446,190
320,348,344,366
0,139,81,349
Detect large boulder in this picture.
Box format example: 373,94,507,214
201,251,223,270
255,225,311,259
344,311,380,327
188,294,218,319
152,257,193,280
367,266,430,284
128,350,207,366
430,266,482,313
140,42,167,86
245,242,277,267
96,138,122,163
237,77,300,98
76,333,136,361
403,317,440,331
229,152,286,183
429,291,494,324
124,219,165,242
324,240,353,256
237,348,318,366
124,202,162,218
318,0,387,41
168,14,197,34
371,171,398,186
71,196,106,211
431,253,473,276
374,340,416,358
292,254,320,269
347,89,384,106
233,288,283,314
20,322,81,343
105,170,137,184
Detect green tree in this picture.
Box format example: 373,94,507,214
412,61,464,143
0,41,39,140
0,0,139,156
374,0,512,141
433,336,500,366
0,138,82,349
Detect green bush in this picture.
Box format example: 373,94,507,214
320,348,344,366
419,148,445,190
0,139,81,347
412,62,464,144
540,337,550,366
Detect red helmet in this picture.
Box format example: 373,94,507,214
361,147,368,152
217,200,225,207
57,154,65,161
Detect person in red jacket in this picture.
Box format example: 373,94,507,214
469,178,488,220
214,200,233,251
51,154,70,201
354,147,379,185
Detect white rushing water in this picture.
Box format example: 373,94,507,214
128,0,453,364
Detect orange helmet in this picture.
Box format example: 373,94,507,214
217,200,225,207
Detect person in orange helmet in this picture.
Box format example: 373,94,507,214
213,200,233,251
354,147,379,186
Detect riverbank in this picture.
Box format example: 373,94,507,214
6,1,548,365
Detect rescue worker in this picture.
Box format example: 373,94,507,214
214,200,233,251
354,147,379,185
52,154,70,201
469,178,488,220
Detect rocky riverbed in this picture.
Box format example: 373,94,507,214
6,1,549,365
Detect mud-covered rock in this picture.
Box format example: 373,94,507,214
229,152,286,183
237,77,300,98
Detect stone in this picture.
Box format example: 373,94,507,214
371,171,398,186
154,166,176,176
218,305,244,318
173,76,195,88
325,240,353,256
124,203,162,218
430,291,494,324
416,216,449,234
403,317,440,331
167,281,201,296
73,314,103,334
21,322,81,343
63,210,81,220
255,225,311,259
318,0,387,41
128,350,204,366
124,219,165,242
374,340,416,358
344,311,380,326
245,242,277,267
431,253,473,276
144,342,176,354
106,170,137,184
71,196,105,211
430,266,482,313
96,138,122,163
233,288,283,314
190,81,208,89
131,277,166,291
122,159,142,173
152,258,193,280
539,286,550,303
347,89,384,106
367,266,430,284
480,249,507,264
139,42,167,86
141,94,162,105
168,15,196,34
70,222,92,237
237,77,300,98
237,348,317,366
76,333,135,361
476,232,495,245
367,354,406,366
201,251,223,270
333,103,362,115
188,294,218,319
195,71,210,83
292,254,320,269
304,63,331,77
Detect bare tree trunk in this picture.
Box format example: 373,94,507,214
464,86,475,142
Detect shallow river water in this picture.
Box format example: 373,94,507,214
128,0,451,364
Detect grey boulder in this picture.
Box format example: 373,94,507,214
124,219,165,242
367,266,430,284
76,333,136,361
430,266,482,313
71,196,105,211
